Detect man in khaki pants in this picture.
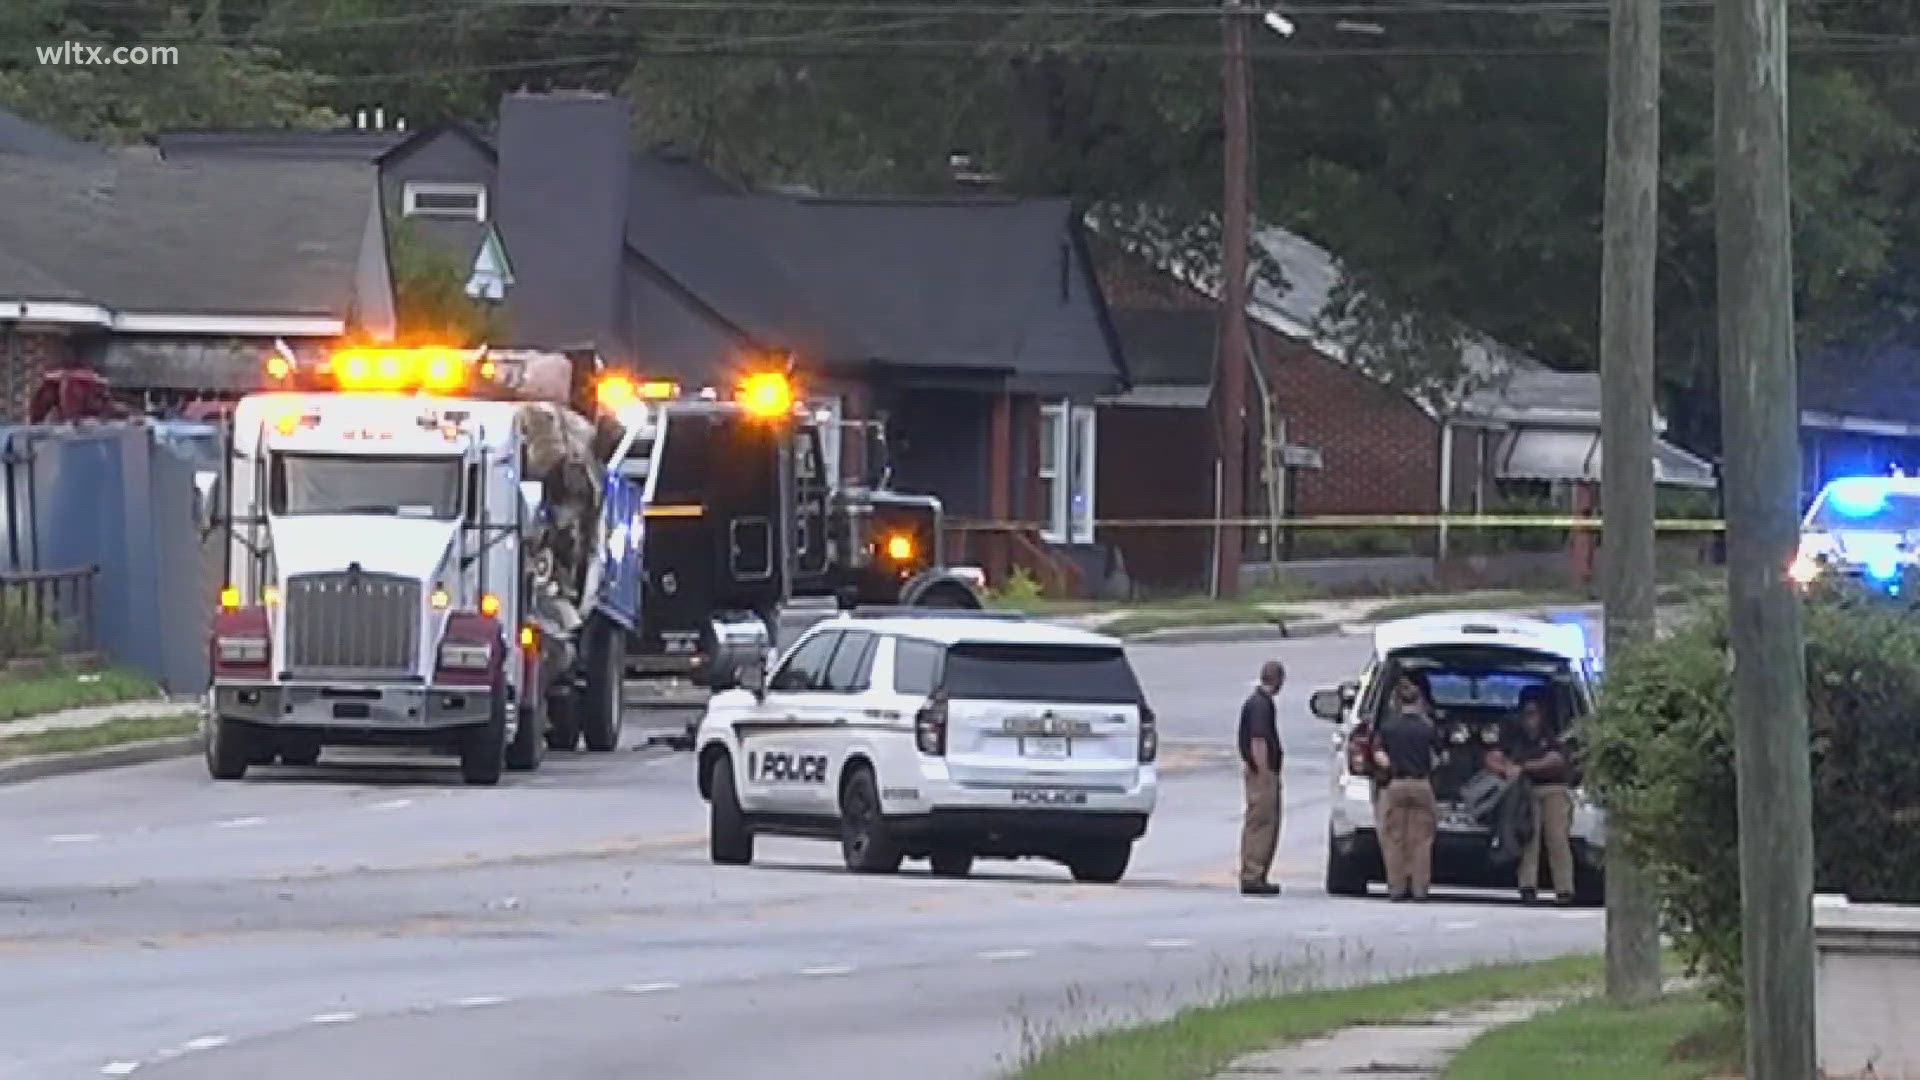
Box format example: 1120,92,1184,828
1499,689,1576,904
1373,674,1439,902
1237,660,1285,896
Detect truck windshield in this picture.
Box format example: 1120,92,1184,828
269,453,463,519
1806,484,1920,533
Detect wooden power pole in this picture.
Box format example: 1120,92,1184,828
1216,0,1252,600
1715,0,1817,1075
1599,0,1665,1004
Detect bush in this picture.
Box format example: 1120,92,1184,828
0,596,64,662
1586,581,1920,1009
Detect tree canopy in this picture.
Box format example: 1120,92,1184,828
4,0,1915,453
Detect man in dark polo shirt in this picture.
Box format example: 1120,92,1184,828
1372,673,1439,902
1498,688,1576,903
1237,660,1285,896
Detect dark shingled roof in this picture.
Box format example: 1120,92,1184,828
1800,335,1920,425
0,156,377,316
1106,309,1214,387
152,128,411,161
0,106,100,160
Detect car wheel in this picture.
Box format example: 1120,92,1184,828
928,846,974,878
205,716,253,780
1574,863,1606,908
839,767,903,874
709,755,754,865
1065,841,1131,884
1325,840,1370,897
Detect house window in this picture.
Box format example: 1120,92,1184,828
402,181,487,222
1038,400,1097,544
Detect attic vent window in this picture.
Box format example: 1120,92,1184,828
402,181,487,222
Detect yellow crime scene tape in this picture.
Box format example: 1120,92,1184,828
946,514,1727,531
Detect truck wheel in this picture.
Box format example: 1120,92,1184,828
1065,841,1131,884
545,691,581,751
839,766,903,874
581,617,625,752
460,676,507,786
505,687,546,772
206,716,253,781
709,755,754,865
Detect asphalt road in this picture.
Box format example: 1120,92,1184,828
0,629,1603,1080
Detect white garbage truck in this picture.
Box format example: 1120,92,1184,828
197,345,646,784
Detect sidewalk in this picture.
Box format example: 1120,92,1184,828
1213,998,1563,1079
0,697,205,739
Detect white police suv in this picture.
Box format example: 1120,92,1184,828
694,610,1158,882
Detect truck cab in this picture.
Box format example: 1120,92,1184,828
201,347,642,784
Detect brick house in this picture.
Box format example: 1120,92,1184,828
1092,226,1717,595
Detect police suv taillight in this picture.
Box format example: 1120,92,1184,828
1138,701,1158,764
914,696,947,755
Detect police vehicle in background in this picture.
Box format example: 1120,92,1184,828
1790,473,1920,596
694,610,1158,882
1310,612,1607,904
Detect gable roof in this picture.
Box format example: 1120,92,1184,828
0,156,381,324
0,106,100,160
1800,334,1920,430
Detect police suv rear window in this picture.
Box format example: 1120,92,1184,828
940,643,1141,705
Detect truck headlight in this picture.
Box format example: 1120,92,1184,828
216,637,268,664
438,643,492,670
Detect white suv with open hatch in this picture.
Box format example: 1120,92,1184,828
695,610,1159,882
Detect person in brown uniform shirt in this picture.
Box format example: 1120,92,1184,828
1372,674,1439,902
1498,689,1576,903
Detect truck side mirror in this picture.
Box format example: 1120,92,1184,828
1309,688,1346,722
193,470,221,533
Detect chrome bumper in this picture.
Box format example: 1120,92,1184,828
214,682,494,731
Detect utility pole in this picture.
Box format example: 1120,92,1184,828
1598,0,1664,1004
1715,0,1816,1075
1215,0,1252,600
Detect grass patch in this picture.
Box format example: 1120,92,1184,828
1013,952,1602,1080
1444,990,1740,1080
0,666,160,722
0,711,202,760
1095,604,1300,637
1362,590,1585,623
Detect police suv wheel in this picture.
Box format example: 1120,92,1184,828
839,767,903,874
928,847,974,878
206,716,252,781
1325,840,1370,897
709,755,754,865
1065,841,1131,884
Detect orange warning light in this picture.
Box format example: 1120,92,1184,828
737,372,794,420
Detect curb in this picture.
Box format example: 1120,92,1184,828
0,733,201,786
1121,619,1348,645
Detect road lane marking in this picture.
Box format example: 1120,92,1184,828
1296,929,1343,940
48,833,100,843
622,982,679,994
977,949,1034,961
455,996,507,1008
1443,920,1482,931
310,1013,357,1024
101,1063,140,1076
1147,939,1193,950
370,799,413,811
216,817,265,829
799,965,854,977
1559,911,1600,920
181,1036,228,1052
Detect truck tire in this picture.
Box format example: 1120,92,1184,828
206,716,253,781
505,681,546,772
709,755,754,865
580,616,625,752
460,673,508,786
545,691,581,751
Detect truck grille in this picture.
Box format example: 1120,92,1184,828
284,571,421,677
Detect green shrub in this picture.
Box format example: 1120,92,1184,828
1587,581,1920,1009
0,597,64,661
991,566,1045,606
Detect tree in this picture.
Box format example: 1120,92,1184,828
386,213,496,347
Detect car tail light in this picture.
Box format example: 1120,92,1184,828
915,696,947,755
1138,700,1158,763
436,612,500,687
1346,722,1374,777
211,605,270,677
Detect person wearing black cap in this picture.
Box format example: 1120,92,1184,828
1372,672,1439,901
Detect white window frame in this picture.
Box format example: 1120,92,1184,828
1038,400,1097,544
402,181,488,222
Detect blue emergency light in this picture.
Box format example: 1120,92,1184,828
1827,476,1893,519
